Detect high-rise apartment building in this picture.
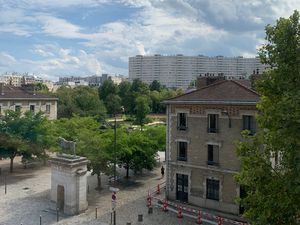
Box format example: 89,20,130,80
129,55,267,89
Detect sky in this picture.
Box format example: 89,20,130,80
0,0,299,81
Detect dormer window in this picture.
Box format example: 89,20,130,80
177,113,187,130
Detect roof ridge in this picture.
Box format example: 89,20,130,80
231,80,259,96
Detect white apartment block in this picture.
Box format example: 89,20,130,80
129,55,268,89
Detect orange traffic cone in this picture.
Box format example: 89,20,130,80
196,210,202,224
177,206,183,219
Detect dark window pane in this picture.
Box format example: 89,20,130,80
30,105,35,113
208,145,214,162
243,115,255,134
208,114,218,133
206,179,219,201
177,142,187,161
15,105,21,112
178,113,187,130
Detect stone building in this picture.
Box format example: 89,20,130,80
0,83,58,120
164,79,259,215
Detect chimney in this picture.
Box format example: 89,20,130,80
0,83,4,95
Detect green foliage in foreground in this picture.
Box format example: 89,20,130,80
0,111,49,172
49,116,166,189
236,11,300,225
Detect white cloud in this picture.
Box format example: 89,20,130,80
23,45,102,75
0,52,17,66
1,0,300,79
37,15,91,39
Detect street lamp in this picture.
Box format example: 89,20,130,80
99,118,117,183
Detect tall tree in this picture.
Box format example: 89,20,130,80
55,86,106,119
134,96,151,129
99,79,119,101
149,80,162,91
236,11,300,225
118,81,132,113
105,94,122,116
0,111,48,172
52,116,112,190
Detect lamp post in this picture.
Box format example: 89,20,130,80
113,114,117,182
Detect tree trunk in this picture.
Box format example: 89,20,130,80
97,173,101,190
126,162,129,179
9,156,14,173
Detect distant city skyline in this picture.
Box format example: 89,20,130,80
0,0,298,81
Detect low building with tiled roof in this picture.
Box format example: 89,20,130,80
164,79,259,216
0,83,58,120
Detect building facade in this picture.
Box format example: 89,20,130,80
129,54,267,89
164,80,259,215
57,74,126,87
0,84,58,120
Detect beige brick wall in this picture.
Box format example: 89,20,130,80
167,103,257,215
0,99,57,120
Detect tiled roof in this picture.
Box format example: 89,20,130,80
165,80,259,104
0,86,57,100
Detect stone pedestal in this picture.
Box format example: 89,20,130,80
49,154,89,215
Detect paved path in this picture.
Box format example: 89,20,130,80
0,157,208,225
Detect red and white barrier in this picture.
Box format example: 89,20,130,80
147,183,249,225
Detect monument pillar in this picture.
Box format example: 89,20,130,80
49,154,89,215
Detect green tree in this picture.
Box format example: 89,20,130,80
52,116,112,190
55,86,106,119
105,94,122,116
99,79,119,101
236,11,300,225
118,81,132,113
135,96,151,129
149,80,162,91
0,111,48,172
117,130,157,178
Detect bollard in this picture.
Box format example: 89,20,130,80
56,208,59,222
40,215,42,225
148,206,153,214
138,214,143,222
95,207,98,219
196,210,202,224
162,199,168,212
177,206,183,219
156,184,160,194
218,216,222,225
4,175,7,194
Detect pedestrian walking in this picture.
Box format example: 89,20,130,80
161,165,165,178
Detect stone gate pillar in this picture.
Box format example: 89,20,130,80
49,154,89,215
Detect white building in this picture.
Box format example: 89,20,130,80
129,55,268,89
